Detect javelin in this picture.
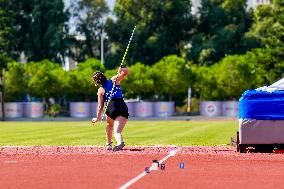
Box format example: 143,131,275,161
101,26,136,122
119,26,136,67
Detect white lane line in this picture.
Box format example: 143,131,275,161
118,147,181,189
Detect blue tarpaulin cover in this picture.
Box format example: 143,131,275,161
239,89,284,120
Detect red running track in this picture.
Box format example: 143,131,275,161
1,146,284,189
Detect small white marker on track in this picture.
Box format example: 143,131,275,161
4,161,17,163
168,145,178,157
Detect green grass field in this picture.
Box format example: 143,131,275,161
0,120,238,146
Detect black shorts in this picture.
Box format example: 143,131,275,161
106,98,129,120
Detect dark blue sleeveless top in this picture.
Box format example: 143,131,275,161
102,79,123,102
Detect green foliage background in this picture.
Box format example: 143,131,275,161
1,0,284,109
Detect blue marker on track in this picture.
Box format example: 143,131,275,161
180,162,185,169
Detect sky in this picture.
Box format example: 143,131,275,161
62,0,115,69
63,0,115,34
64,0,115,10
107,0,116,10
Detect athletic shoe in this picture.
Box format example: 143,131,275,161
113,142,125,152
105,142,113,150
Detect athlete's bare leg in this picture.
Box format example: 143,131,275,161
106,116,114,145
113,116,128,145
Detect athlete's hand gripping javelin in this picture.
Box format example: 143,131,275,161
111,67,129,85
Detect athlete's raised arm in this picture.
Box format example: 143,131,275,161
111,67,130,84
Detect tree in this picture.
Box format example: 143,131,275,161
27,0,70,64
2,0,70,65
213,54,265,100
66,58,105,101
121,63,155,99
245,48,284,85
3,62,26,101
188,0,256,66
194,48,284,100
70,0,109,62
246,0,284,50
151,55,192,101
0,0,18,69
243,0,284,86
105,0,195,66
193,66,220,100
23,60,68,106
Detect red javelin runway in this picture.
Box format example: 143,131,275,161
1,146,284,189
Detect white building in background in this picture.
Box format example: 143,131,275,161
191,0,270,15
247,0,270,9
19,52,27,64
65,34,86,71
191,0,201,15
104,0,271,15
